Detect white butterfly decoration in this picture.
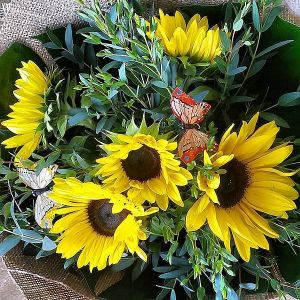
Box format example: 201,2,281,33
17,165,58,229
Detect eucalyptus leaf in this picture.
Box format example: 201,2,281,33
42,236,57,251
65,24,74,53
256,40,293,59
0,235,21,256
260,112,290,128
252,0,261,32
278,92,300,107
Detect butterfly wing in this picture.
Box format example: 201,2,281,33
178,128,209,164
35,192,56,229
18,168,40,189
18,165,58,189
170,88,211,124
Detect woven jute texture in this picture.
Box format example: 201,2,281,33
0,0,299,300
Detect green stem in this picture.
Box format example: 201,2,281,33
234,31,262,96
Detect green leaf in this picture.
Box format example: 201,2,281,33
197,287,205,300
239,283,256,290
96,116,108,134
68,112,89,126
119,63,127,82
42,236,57,251
262,7,282,32
170,289,176,300
57,115,68,137
228,66,247,76
73,45,84,63
256,40,293,59
13,228,43,244
252,0,261,32
65,24,74,53
110,258,135,272
46,28,63,48
233,19,243,32
0,235,21,256
294,138,300,146
248,60,266,78
260,112,290,128
227,288,239,300
278,92,300,107
189,86,220,101
45,150,61,166
107,54,133,62
227,96,255,103
152,81,168,89
220,31,230,52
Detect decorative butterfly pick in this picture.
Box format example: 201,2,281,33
18,165,58,229
170,87,211,164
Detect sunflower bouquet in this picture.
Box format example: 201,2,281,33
0,0,300,299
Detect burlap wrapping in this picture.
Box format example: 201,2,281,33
0,0,299,299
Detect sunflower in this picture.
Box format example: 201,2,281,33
186,112,299,261
1,60,49,160
49,177,157,271
96,129,192,211
153,9,221,63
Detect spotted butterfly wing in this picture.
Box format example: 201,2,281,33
170,87,211,124
178,129,209,164
18,165,58,229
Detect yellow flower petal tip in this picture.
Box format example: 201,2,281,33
152,10,221,63
97,132,192,210
49,177,152,271
1,60,49,160
186,112,298,261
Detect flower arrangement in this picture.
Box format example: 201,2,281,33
0,0,300,299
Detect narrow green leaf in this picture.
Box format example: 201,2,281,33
73,45,84,63
108,54,132,62
228,66,247,76
13,229,43,244
227,96,255,103
220,31,230,52
65,24,73,53
0,235,21,256
260,112,290,128
262,7,283,32
45,150,61,166
68,112,89,126
46,28,63,48
252,0,261,32
152,81,168,89
256,40,293,59
119,63,127,82
248,60,266,78
96,116,108,134
278,92,300,107
170,289,176,300
110,258,135,272
57,115,68,137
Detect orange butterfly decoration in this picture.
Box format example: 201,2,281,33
170,87,211,164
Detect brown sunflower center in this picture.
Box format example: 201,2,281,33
121,145,161,182
216,158,250,209
88,200,129,236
